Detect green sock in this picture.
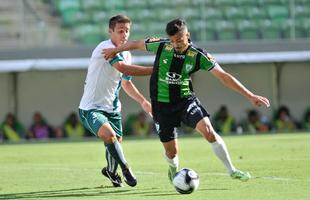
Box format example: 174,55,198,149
106,141,128,170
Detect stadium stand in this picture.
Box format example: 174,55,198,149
39,0,310,45
1,0,309,46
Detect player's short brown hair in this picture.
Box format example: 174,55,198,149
109,15,131,30
166,18,187,36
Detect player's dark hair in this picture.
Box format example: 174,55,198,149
166,18,187,36
109,15,131,30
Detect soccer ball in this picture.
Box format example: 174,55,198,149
172,168,199,194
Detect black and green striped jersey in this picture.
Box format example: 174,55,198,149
145,38,217,104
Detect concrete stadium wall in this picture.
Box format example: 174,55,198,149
0,73,13,118
279,62,310,119
0,62,309,127
16,70,86,127
193,63,274,121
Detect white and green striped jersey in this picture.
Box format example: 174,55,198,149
79,39,132,113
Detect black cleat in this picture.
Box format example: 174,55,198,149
122,167,137,187
101,167,123,187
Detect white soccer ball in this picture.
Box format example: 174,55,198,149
172,168,199,194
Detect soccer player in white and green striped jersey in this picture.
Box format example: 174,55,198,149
79,15,152,187
103,18,270,183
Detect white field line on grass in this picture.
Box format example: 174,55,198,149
1,164,309,183
201,172,309,182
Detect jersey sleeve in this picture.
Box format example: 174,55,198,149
109,52,125,65
121,74,132,81
200,50,218,71
145,38,168,54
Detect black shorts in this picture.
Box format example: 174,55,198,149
152,96,210,142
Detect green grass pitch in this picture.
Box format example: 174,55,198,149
1,133,309,200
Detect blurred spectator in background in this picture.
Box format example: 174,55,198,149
242,109,269,134
27,112,54,139
63,112,85,139
302,108,310,131
132,111,151,136
274,106,296,132
54,126,64,139
0,113,26,142
273,106,296,132
213,105,236,135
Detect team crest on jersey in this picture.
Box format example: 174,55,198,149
185,64,193,72
165,44,173,51
187,50,197,57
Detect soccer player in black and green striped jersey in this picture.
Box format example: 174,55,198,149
103,18,270,183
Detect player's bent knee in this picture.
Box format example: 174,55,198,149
97,130,116,144
166,149,178,159
202,126,216,143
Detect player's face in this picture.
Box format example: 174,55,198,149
109,22,130,47
169,30,190,53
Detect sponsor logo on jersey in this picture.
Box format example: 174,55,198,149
187,50,197,57
185,64,193,72
165,44,173,51
174,54,185,59
167,72,181,80
159,72,183,85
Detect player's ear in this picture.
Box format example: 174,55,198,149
108,28,113,34
186,31,190,39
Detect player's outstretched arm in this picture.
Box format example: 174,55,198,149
121,80,152,115
211,64,270,108
102,40,146,60
112,61,153,76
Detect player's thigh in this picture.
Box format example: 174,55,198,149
107,112,123,138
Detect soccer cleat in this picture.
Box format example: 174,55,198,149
101,167,123,187
168,165,177,183
230,169,251,182
122,167,137,187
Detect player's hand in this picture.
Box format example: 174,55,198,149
141,99,152,118
248,95,270,108
102,48,117,60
